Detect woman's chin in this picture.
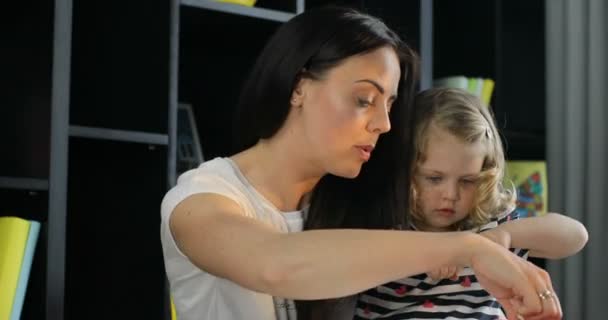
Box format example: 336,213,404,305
331,164,363,179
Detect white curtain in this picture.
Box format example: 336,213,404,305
546,0,608,319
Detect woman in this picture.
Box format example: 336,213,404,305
160,6,561,320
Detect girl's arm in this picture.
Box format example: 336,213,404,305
169,193,560,319
482,213,588,259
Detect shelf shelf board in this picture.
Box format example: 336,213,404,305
69,125,169,145
181,0,294,22
0,177,49,191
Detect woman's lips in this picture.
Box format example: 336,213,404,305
355,145,374,161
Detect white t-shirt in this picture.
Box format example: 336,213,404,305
160,157,304,320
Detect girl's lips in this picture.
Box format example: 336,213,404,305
437,208,455,216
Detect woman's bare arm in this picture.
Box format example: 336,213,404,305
170,193,479,299
170,193,560,318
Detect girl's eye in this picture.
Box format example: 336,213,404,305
426,176,442,183
461,179,477,185
357,98,373,107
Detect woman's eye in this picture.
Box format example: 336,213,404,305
357,98,373,107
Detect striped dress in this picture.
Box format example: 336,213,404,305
354,211,528,320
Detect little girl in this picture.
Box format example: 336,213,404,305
354,88,588,319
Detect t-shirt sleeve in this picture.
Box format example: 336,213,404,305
477,207,518,232
160,167,251,259
160,168,248,226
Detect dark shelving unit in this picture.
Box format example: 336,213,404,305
2,0,173,319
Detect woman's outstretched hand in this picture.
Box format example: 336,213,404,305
469,237,562,320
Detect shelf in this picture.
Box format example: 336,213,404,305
65,138,167,319
500,130,546,161
0,188,49,223
433,0,497,78
179,6,282,158
69,125,169,145
181,0,295,22
0,176,49,191
69,0,170,134
1,1,53,179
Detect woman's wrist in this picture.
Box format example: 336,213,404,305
480,227,512,249
451,232,487,267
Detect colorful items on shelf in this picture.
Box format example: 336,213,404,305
434,76,495,107
504,161,548,217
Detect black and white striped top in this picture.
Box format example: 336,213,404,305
354,210,528,320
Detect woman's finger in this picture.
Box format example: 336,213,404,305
537,267,563,317
517,260,562,319
526,288,562,320
496,296,519,320
509,260,542,316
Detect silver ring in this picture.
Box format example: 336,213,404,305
538,289,554,301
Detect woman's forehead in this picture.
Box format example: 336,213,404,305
325,47,401,93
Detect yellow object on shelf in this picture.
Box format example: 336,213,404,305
217,0,257,7
171,296,177,320
0,217,30,320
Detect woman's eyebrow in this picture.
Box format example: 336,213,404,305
355,79,384,93
355,79,398,99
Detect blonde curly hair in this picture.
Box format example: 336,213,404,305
409,88,515,231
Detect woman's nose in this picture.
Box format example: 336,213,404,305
368,105,391,134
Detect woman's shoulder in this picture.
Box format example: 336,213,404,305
178,157,234,181
162,157,251,220
175,157,249,192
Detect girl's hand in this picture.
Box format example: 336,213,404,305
427,265,462,281
429,228,510,282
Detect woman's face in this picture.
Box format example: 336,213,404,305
413,125,485,231
296,46,401,178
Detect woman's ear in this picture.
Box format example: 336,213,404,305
290,72,310,107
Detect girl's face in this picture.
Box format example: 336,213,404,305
295,46,401,178
414,125,486,231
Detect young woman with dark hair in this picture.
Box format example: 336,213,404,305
160,7,562,320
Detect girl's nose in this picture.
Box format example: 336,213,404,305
442,183,460,201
